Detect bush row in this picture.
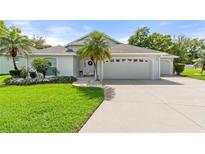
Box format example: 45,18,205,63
4,76,77,86
174,63,185,75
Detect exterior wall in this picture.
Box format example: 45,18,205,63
0,55,27,74
160,58,174,75
28,55,74,76
73,56,80,77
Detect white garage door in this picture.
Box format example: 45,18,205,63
160,60,171,75
103,58,152,79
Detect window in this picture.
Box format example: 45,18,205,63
128,59,132,62
133,59,138,62
122,59,126,62
139,59,143,62
116,59,120,62
110,59,114,62
45,58,57,67
45,58,57,76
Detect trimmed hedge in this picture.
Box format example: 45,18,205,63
29,72,37,78
4,76,77,86
174,63,185,75
9,70,21,78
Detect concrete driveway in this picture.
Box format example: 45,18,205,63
80,77,205,133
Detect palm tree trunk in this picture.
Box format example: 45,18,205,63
94,61,99,81
12,57,18,70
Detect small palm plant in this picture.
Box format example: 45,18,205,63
0,26,32,70
193,51,205,74
77,31,111,80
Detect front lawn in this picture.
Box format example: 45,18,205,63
0,75,103,133
0,74,11,84
181,69,205,80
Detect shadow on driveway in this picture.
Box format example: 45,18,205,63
104,86,116,101
103,78,183,85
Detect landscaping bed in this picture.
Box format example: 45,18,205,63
4,76,77,85
0,75,104,133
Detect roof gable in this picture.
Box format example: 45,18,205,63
66,33,122,47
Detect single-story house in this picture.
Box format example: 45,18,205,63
0,33,178,80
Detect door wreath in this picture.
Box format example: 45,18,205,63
88,60,93,66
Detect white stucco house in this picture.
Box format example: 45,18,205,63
0,34,177,80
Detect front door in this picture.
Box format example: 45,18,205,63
83,60,94,76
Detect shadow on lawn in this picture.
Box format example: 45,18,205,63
73,86,104,100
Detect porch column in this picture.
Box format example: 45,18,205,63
169,59,173,75
101,61,104,81
152,57,155,80
158,57,161,78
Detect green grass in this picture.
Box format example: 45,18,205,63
181,69,205,80
0,74,10,84
0,75,103,133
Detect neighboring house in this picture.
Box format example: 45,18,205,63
0,33,177,80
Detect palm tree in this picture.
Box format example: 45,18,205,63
0,26,32,70
77,31,111,80
193,51,205,74
0,21,8,36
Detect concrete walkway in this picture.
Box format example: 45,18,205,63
80,77,205,133
72,77,102,87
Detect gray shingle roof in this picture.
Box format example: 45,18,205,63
110,44,164,54
30,46,68,53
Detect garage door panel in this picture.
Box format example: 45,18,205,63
103,58,152,79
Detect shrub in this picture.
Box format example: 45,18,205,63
32,58,51,78
20,67,27,79
29,72,37,79
4,76,77,86
174,63,185,75
9,70,21,78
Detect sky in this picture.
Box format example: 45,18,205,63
4,20,205,46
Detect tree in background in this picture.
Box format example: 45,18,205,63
128,27,205,64
77,31,111,81
31,36,52,49
128,27,150,47
0,26,32,70
129,27,173,53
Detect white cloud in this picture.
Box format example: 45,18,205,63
44,25,93,45
8,20,42,38
191,32,205,39
44,36,69,46
159,21,172,26
117,36,129,44
82,25,93,32
187,27,205,39
46,26,75,35
7,21,94,46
